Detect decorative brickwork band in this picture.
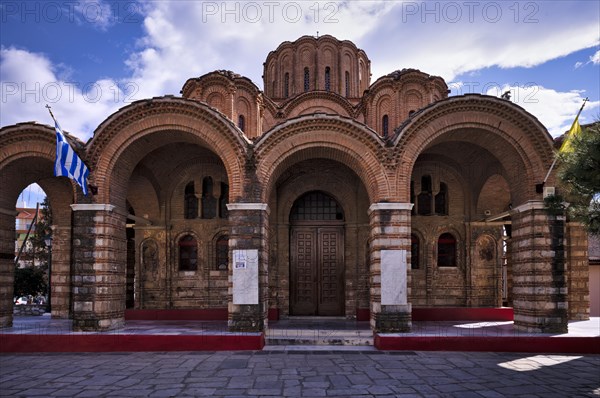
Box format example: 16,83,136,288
226,203,269,211
369,203,413,333
70,204,116,212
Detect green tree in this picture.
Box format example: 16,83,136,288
558,122,600,235
13,266,47,299
29,196,53,256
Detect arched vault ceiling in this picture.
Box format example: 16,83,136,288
393,95,555,204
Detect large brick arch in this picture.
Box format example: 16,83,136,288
0,124,77,323
394,95,555,205
86,97,249,205
0,124,78,212
255,115,388,203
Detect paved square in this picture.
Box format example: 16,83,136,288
1,350,598,397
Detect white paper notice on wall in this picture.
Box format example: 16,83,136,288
381,250,407,305
232,249,259,304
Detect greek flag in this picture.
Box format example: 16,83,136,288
54,120,89,196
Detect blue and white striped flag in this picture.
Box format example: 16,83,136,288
53,120,89,196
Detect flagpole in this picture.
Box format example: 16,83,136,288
543,97,588,184
45,104,58,125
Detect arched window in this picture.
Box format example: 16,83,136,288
184,182,198,219
219,182,229,219
201,177,216,219
435,182,448,215
345,71,350,97
216,235,229,270
290,191,344,221
359,60,364,86
304,67,310,92
438,233,457,267
284,73,290,98
417,175,433,216
238,115,245,132
411,234,420,269
410,180,416,215
382,114,389,138
179,235,198,271
325,67,331,92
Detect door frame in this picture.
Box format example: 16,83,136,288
290,221,345,316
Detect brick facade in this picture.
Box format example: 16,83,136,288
0,35,590,333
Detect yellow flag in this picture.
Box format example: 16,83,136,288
559,115,582,154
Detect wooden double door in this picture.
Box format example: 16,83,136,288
290,226,344,316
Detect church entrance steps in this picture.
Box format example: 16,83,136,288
266,317,373,346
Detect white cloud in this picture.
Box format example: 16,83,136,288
124,1,396,97
74,0,114,30
16,183,46,208
123,1,599,98
1,1,598,141
573,49,600,69
484,84,599,137
0,47,129,141
363,1,599,81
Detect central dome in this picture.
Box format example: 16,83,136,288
262,35,371,101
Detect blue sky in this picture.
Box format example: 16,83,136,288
1,0,599,206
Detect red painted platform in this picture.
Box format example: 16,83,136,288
0,333,265,353
411,307,514,321
125,309,228,321
374,334,600,354
2,316,598,354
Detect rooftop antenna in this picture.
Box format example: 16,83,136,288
316,31,319,38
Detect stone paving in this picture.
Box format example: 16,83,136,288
1,350,598,397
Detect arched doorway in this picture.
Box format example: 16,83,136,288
289,191,345,316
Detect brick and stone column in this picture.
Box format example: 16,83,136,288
504,231,514,307
50,225,72,318
511,201,568,333
368,203,413,333
71,204,126,331
0,208,17,328
226,203,269,332
566,222,589,320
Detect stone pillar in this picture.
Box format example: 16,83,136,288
0,208,17,328
511,201,568,333
50,225,72,318
226,203,269,332
566,222,589,320
71,204,126,331
368,203,413,333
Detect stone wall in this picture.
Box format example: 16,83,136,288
13,305,46,316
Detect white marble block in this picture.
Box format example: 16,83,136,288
232,249,259,304
381,250,407,305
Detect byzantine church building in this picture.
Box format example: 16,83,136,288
0,35,589,333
